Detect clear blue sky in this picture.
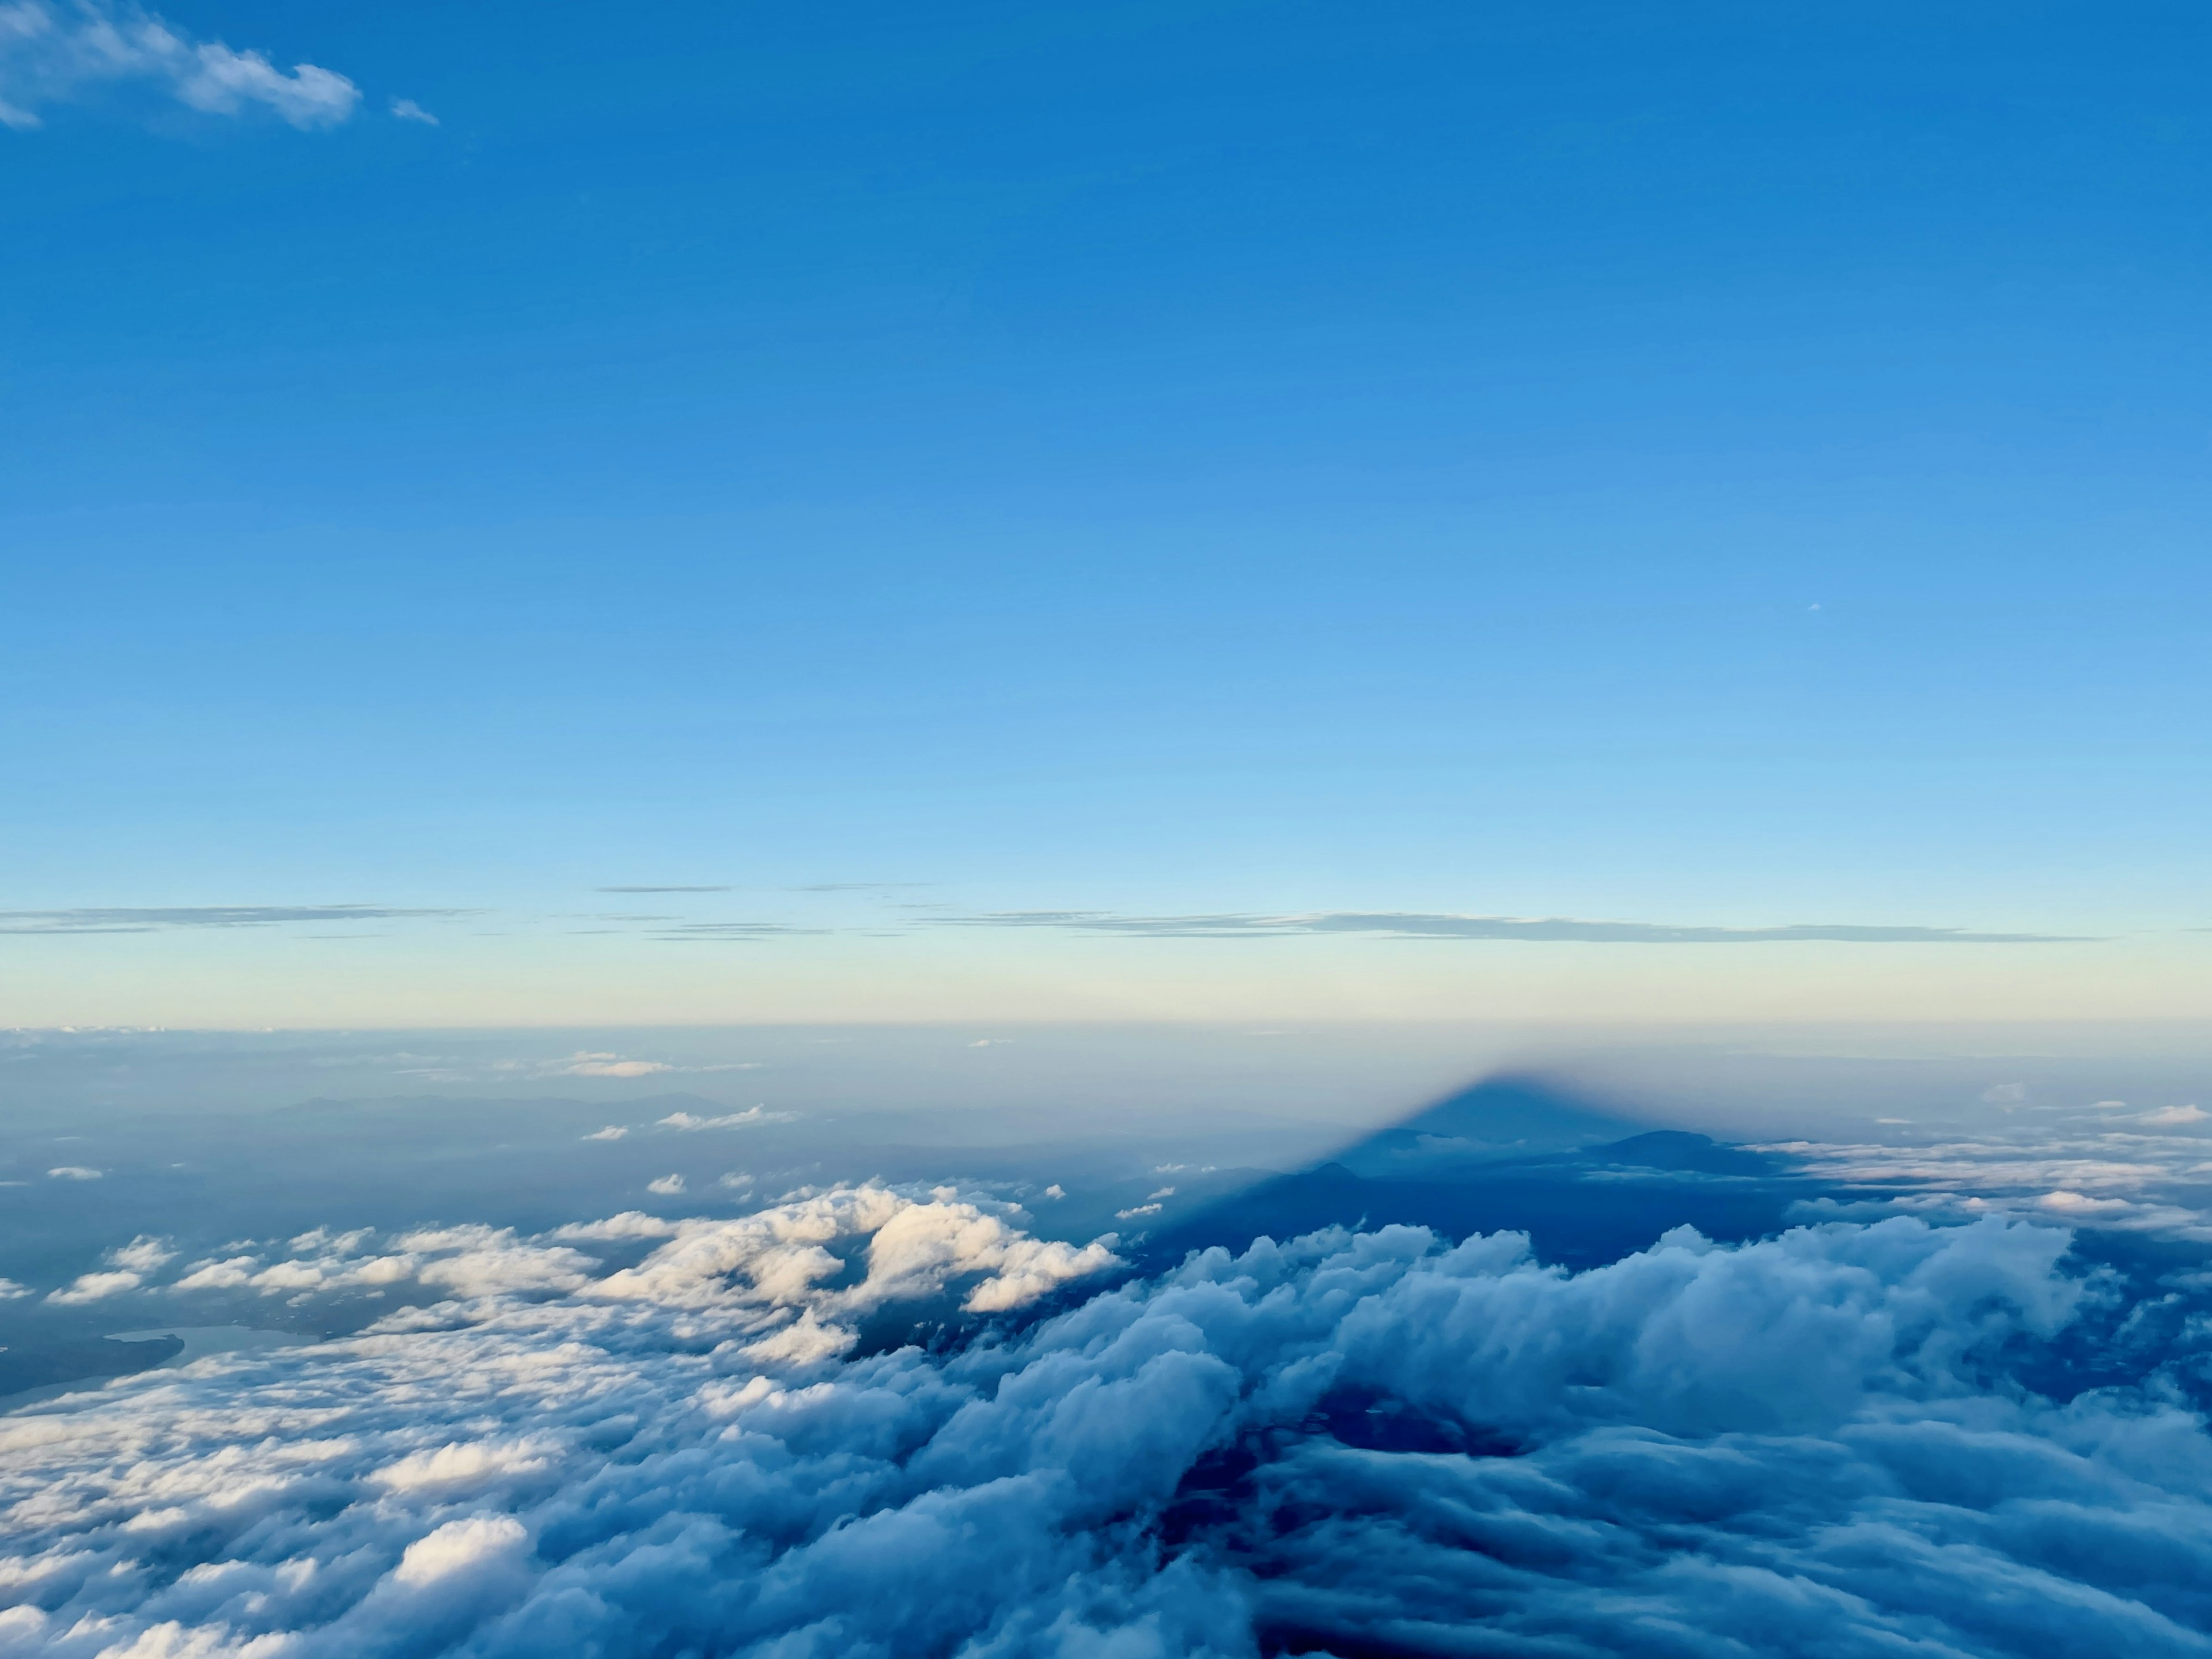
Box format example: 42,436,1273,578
3,0,2208,1025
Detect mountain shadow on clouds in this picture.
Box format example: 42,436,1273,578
1146,1075,1815,1270
1329,1074,1644,1176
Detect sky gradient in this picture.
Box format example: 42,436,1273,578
5,0,2209,1026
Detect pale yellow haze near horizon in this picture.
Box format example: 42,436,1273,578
3,927,2207,1029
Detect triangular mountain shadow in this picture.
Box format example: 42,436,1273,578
1330,1073,1646,1179
1139,1074,1811,1271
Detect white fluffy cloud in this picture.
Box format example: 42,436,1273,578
43,1268,141,1305
44,1236,176,1303
0,1,359,132
0,1206,2206,1656
153,1185,1119,1341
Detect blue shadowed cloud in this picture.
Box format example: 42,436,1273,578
4,1195,2206,1657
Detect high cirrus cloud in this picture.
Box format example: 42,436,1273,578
0,2,358,132
935,909,2088,944
2,1208,2209,1656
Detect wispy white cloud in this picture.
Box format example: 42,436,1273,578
494,1052,767,1082
1767,1118,2212,1241
658,1107,798,1130
388,95,434,125
2139,1104,2206,1127
561,1053,673,1079
0,1,360,132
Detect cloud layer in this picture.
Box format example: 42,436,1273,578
937,910,2086,944
0,906,470,935
0,1,358,131
3,1197,2208,1657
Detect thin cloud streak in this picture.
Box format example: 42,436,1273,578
652,922,830,941
935,910,2091,944
0,906,477,935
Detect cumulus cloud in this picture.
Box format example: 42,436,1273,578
105,1236,175,1274
49,1236,178,1301
646,1174,686,1196
44,1269,141,1304
46,1166,101,1180
169,1224,598,1307
392,1513,530,1587
548,1212,679,1244
573,1185,1122,1324
1,1208,2206,1657
149,1188,1118,1340
581,1125,627,1141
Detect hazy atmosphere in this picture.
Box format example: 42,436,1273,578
6,3,2211,1656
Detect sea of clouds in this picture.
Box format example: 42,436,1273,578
5,1181,2212,1658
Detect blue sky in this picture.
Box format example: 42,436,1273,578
4,0,2209,1025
